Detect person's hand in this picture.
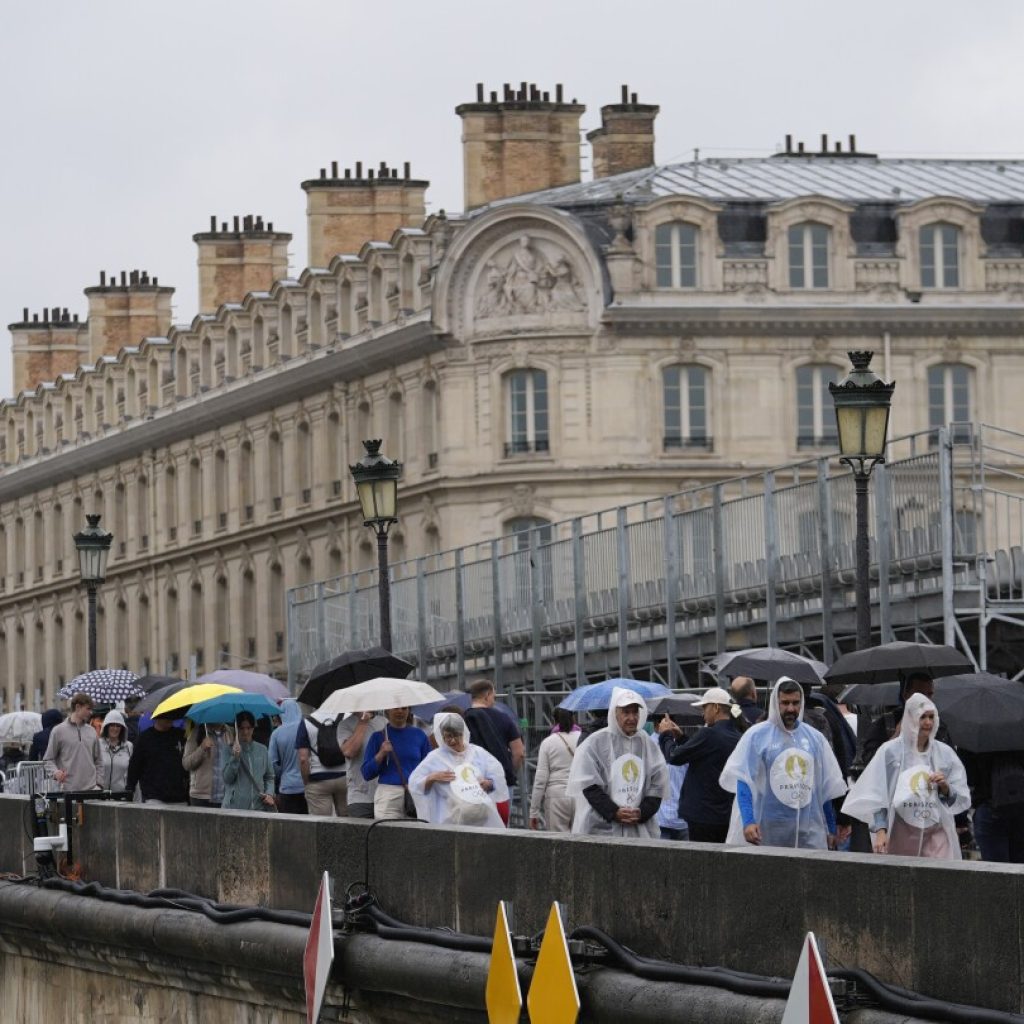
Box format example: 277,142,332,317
826,833,838,851
377,738,393,761
871,827,889,854
529,816,540,830
743,823,762,845
656,716,682,735
54,769,67,784
614,806,640,824
928,771,949,796
260,793,276,807
479,777,494,793
427,770,455,784
837,824,852,845
201,737,213,752
359,712,374,723
232,741,241,757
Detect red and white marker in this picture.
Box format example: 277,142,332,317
304,871,334,1024
781,932,840,1024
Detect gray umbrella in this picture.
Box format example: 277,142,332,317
824,641,972,686
707,648,826,686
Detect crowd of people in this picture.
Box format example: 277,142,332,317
10,670,1024,864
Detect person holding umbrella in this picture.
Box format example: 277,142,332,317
222,711,276,812
361,706,432,819
842,694,969,859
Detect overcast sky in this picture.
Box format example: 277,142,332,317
1,1,1022,401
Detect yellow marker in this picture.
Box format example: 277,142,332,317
527,902,580,1024
486,901,523,1024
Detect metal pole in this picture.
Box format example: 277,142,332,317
571,519,586,688
616,507,631,677
938,425,956,649
875,463,893,644
816,458,834,659
490,541,503,691
663,498,678,690
854,471,871,650
87,582,98,672
376,527,392,651
764,472,778,648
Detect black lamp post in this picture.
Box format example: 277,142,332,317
350,440,402,651
73,514,113,672
829,351,895,650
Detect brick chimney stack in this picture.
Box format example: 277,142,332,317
587,85,659,179
8,307,88,394
83,270,174,362
300,161,428,268
193,215,292,314
456,82,585,209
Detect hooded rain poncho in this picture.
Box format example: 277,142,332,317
841,694,969,859
566,686,670,838
408,713,509,828
720,678,847,849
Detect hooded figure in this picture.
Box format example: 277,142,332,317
408,713,508,827
566,686,670,838
98,709,133,792
29,709,63,761
268,699,307,813
720,677,847,849
842,694,969,860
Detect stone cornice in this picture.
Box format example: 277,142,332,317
0,315,440,505
603,303,1024,336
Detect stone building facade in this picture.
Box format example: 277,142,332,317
3,83,1024,708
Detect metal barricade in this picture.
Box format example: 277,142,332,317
6,761,56,796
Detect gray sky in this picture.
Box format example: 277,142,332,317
2,1,1023,402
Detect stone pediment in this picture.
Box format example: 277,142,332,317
433,207,605,341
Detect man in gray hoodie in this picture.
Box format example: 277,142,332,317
43,693,102,791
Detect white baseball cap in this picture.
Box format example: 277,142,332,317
694,686,736,707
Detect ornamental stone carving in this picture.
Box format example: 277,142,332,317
475,235,584,318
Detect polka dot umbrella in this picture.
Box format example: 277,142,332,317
57,668,144,705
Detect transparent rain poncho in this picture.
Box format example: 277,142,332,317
566,686,669,838
720,678,847,849
407,713,508,828
842,694,969,859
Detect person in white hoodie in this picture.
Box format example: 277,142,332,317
97,709,133,792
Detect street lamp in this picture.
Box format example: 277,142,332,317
350,439,402,651
73,513,113,672
829,351,895,650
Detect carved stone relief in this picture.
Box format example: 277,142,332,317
475,235,585,318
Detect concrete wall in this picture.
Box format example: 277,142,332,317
1,795,1022,1015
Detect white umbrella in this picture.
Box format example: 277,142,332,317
0,711,42,747
312,677,445,721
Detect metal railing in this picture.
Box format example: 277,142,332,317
288,424,1024,687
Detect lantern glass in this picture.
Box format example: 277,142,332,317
73,514,113,584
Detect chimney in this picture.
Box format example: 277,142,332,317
587,86,659,179
8,307,89,394
456,82,585,209
193,215,292,314
83,269,174,361
300,163,429,268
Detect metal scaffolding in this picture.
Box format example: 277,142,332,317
288,423,1024,693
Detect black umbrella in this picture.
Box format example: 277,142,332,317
134,673,182,695
134,681,193,718
823,641,972,686
707,648,827,686
929,674,1024,753
297,647,415,707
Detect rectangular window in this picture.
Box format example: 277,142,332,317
920,224,960,289
663,366,711,450
928,364,971,433
796,365,840,447
506,370,549,456
788,224,829,289
655,223,698,288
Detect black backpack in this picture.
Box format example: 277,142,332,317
990,754,1024,813
307,717,345,768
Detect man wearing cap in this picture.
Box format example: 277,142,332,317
566,686,669,838
720,677,847,850
657,686,748,844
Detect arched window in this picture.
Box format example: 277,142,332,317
796,364,840,448
216,575,229,666
505,369,549,457
165,584,179,673
32,510,43,580
387,393,404,462
280,305,293,358
252,315,266,369
269,563,284,658
339,280,353,336
655,222,699,288
190,581,204,671
505,516,553,550
200,337,213,388
190,457,203,536
14,518,25,585
788,222,830,289
309,292,323,347
137,477,150,550
400,254,417,310
296,422,312,504
241,569,256,663
166,465,179,540
214,450,228,529
326,412,343,497
113,483,127,555
136,595,150,674
928,363,972,436
226,327,239,378
422,381,440,469
920,223,960,289
371,268,385,324
268,430,284,512
52,504,65,573
505,517,554,606
239,441,254,521
662,365,710,450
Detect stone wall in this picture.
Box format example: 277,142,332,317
0,795,1021,1015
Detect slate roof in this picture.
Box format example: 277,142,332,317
491,157,1024,208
